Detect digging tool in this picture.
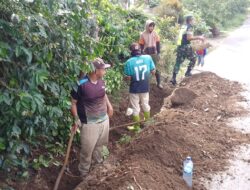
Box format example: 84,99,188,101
53,124,77,190
109,120,160,131
109,120,145,131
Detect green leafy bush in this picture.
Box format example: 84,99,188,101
157,16,179,42
181,0,250,36
0,0,146,172
118,134,132,144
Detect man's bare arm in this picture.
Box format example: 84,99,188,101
105,94,113,117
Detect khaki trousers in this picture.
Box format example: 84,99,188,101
78,118,109,176
129,93,150,116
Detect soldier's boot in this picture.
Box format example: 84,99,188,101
156,71,163,89
185,68,192,77
170,73,177,85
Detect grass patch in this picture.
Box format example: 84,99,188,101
118,134,132,145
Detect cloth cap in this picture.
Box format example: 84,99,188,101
130,43,141,52
92,58,110,69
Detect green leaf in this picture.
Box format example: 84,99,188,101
23,144,30,154
0,138,6,151
21,47,32,64
3,92,11,105
21,171,29,178
101,145,109,159
0,41,10,49
47,51,53,62
11,126,21,138
38,25,47,38
52,130,58,136
31,100,37,113
15,46,22,57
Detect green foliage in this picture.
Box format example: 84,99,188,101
155,0,182,18
118,134,132,144
221,12,249,30
32,155,51,170
184,10,211,36
160,42,177,75
104,68,123,94
0,0,146,172
101,145,110,159
157,16,179,42
1,0,249,175
0,0,22,21
181,0,250,35
148,0,161,8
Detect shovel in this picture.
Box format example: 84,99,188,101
53,124,77,190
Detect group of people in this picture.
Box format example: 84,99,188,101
70,15,205,178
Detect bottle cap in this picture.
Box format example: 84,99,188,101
186,156,192,160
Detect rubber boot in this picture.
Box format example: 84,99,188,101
170,73,177,85
132,115,140,123
127,115,141,132
156,71,163,89
144,111,150,121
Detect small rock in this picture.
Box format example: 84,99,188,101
216,115,222,121
204,108,209,112
127,185,134,190
191,122,199,126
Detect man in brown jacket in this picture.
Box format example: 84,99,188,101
139,20,162,89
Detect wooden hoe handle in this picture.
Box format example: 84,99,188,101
53,126,75,190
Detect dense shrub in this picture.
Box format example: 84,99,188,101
0,0,249,174
181,0,250,36
0,0,146,172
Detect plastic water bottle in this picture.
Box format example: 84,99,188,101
183,156,193,188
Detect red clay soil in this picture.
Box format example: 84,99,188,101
1,72,250,190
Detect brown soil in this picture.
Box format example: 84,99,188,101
1,72,250,190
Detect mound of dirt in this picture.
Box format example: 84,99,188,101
164,87,198,107
2,72,249,190
75,72,250,190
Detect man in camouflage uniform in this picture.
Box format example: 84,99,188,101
170,15,204,85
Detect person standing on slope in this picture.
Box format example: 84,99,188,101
124,43,156,131
170,15,205,85
71,58,113,178
139,20,162,89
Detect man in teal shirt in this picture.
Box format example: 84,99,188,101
124,43,155,129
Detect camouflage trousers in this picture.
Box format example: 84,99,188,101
173,45,197,74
